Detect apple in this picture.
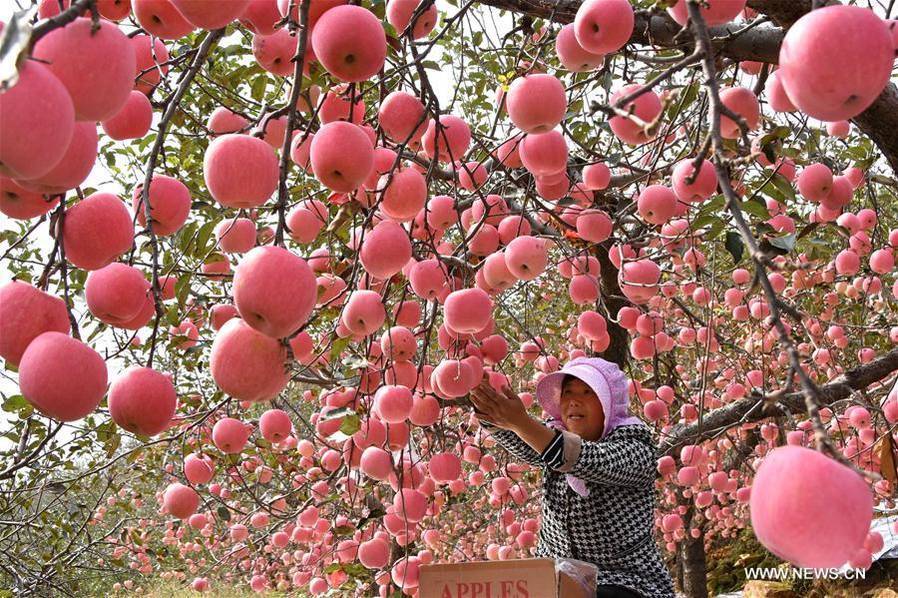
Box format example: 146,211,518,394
0,61,75,180
232,246,317,339
19,332,107,422
108,366,177,436
32,18,135,122
210,318,290,402
0,281,70,367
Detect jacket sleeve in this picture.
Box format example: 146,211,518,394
551,428,657,487
479,420,550,467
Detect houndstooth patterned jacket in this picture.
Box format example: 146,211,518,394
482,420,676,598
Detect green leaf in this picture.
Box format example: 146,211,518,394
175,274,191,305
251,75,268,102
217,506,231,522
195,218,217,255
2,394,27,412
725,231,744,263
333,524,354,536
697,194,726,216
769,173,796,201
740,198,771,220
690,214,719,232
104,430,121,459
767,233,796,253
339,414,361,436
320,407,355,422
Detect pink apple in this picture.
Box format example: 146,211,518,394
240,0,281,35
85,263,151,326
207,107,249,136
378,167,427,222
555,23,605,72
210,318,289,402
32,17,135,122
311,5,386,82
505,235,549,280
102,91,154,141
184,453,215,485
233,246,317,338
19,332,107,422
170,0,251,29
637,185,677,225
16,121,97,195
0,177,59,220
108,366,177,436
378,91,427,143
360,220,412,279
779,6,893,121
719,87,760,139
444,288,492,334
574,0,633,54
609,84,662,145
252,28,299,76
797,163,833,203
203,134,279,208
667,0,746,26
375,385,414,424
213,417,253,453
519,130,568,176
163,482,199,519
582,162,611,190
620,259,661,304
132,34,171,94
98,0,133,20
133,0,196,40
62,193,135,270
422,115,471,163
750,445,872,567
0,61,75,180
505,74,567,134
671,159,717,203
767,70,797,113
386,0,438,39
259,409,293,443
132,175,191,236
0,281,70,367
310,122,374,193
341,290,386,337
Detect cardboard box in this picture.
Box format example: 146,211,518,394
418,558,597,598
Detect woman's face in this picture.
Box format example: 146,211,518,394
560,377,605,441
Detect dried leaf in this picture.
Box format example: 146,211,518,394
878,432,898,484
0,7,35,91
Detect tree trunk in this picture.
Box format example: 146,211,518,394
677,520,709,598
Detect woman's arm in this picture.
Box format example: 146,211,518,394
547,427,657,487
470,373,558,465
506,413,558,455
479,420,546,466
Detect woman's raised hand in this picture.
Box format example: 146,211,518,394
469,372,529,431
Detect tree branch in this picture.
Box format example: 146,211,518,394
659,348,898,456
473,0,898,174
141,28,224,368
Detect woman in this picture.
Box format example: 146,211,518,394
470,356,676,598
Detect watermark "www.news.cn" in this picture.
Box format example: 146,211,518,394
744,567,867,581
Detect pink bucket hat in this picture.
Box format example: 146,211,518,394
536,356,645,439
